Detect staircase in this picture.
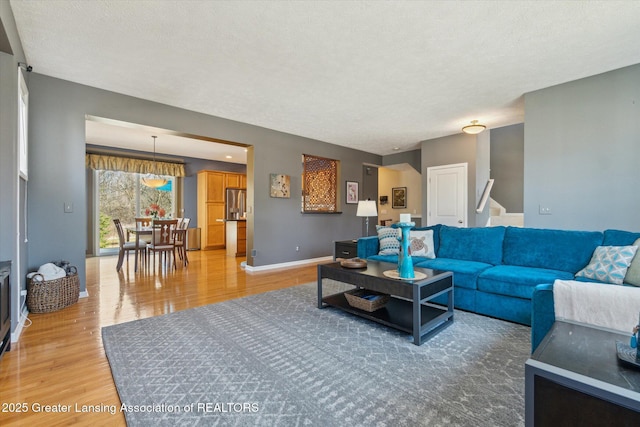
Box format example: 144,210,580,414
489,198,523,227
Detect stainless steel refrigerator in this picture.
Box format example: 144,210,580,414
225,188,247,220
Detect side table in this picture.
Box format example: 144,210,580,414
334,240,358,260
525,321,640,426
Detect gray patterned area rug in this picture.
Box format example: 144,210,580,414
102,281,530,426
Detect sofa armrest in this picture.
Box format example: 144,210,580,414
357,236,379,259
531,283,555,353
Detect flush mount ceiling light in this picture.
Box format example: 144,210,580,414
462,120,486,135
141,136,168,188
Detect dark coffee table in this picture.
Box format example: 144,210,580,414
525,321,640,426
317,260,453,345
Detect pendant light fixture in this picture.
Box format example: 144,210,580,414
141,136,168,188
462,120,486,135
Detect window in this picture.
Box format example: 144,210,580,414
18,69,29,179
302,154,339,212
97,170,175,251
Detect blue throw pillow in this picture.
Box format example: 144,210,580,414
376,225,400,255
575,245,638,285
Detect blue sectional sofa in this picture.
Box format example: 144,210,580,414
531,228,640,351
358,225,638,350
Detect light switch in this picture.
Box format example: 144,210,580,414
539,205,551,215
64,202,73,213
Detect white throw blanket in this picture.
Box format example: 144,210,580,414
553,279,640,334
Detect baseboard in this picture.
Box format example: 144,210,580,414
11,305,30,343
80,290,89,298
245,256,333,272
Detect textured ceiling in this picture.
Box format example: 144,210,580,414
10,1,640,156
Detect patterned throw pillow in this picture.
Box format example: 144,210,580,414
576,245,639,285
624,238,640,286
409,229,435,258
376,225,400,255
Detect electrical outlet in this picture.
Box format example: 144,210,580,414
64,201,73,213
539,205,552,215
295,246,300,252
251,249,257,257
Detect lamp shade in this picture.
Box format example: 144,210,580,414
356,200,377,217
141,177,168,188
142,135,168,188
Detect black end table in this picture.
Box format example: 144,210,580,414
525,321,640,426
334,240,358,260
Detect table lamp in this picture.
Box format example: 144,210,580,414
356,200,378,236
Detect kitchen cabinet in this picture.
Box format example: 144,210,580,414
225,220,247,257
226,173,242,188
197,170,247,250
205,171,225,203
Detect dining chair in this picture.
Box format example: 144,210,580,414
134,217,153,244
174,218,191,266
113,219,147,272
147,219,179,270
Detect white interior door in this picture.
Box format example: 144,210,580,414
427,163,467,227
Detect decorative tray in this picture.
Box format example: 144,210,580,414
383,270,427,281
340,258,367,269
616,341,640,370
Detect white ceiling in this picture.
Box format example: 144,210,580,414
85,118,248,164
10,1,640,156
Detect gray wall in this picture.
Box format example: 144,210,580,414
420,133,489,227
0,3,27,336
26,73,381,289
382,149,421,172
524,64,640,231
360,165,379,236
490,123,524,213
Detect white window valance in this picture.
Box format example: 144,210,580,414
85,153,185,177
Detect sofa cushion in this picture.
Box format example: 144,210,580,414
478,265,574,299
415,258,493,290
575,245,638,285
413,224,441,254
624,237,640,286
602,229,640,246
437,225,505,265
376,225,400,255
502,227,603,273
409,229,435,258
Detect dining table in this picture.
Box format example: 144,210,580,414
125,225,187,271
125,226,152,272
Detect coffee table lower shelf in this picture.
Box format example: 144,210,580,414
322,292,452,342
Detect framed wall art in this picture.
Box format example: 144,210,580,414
270,173,290,198
392,187,406,209
345,181,359,204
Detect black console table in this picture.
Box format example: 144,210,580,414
525,321,640,426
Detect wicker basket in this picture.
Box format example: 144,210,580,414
27,266,79,313
344,289,390,312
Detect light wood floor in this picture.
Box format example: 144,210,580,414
0,250,318,426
